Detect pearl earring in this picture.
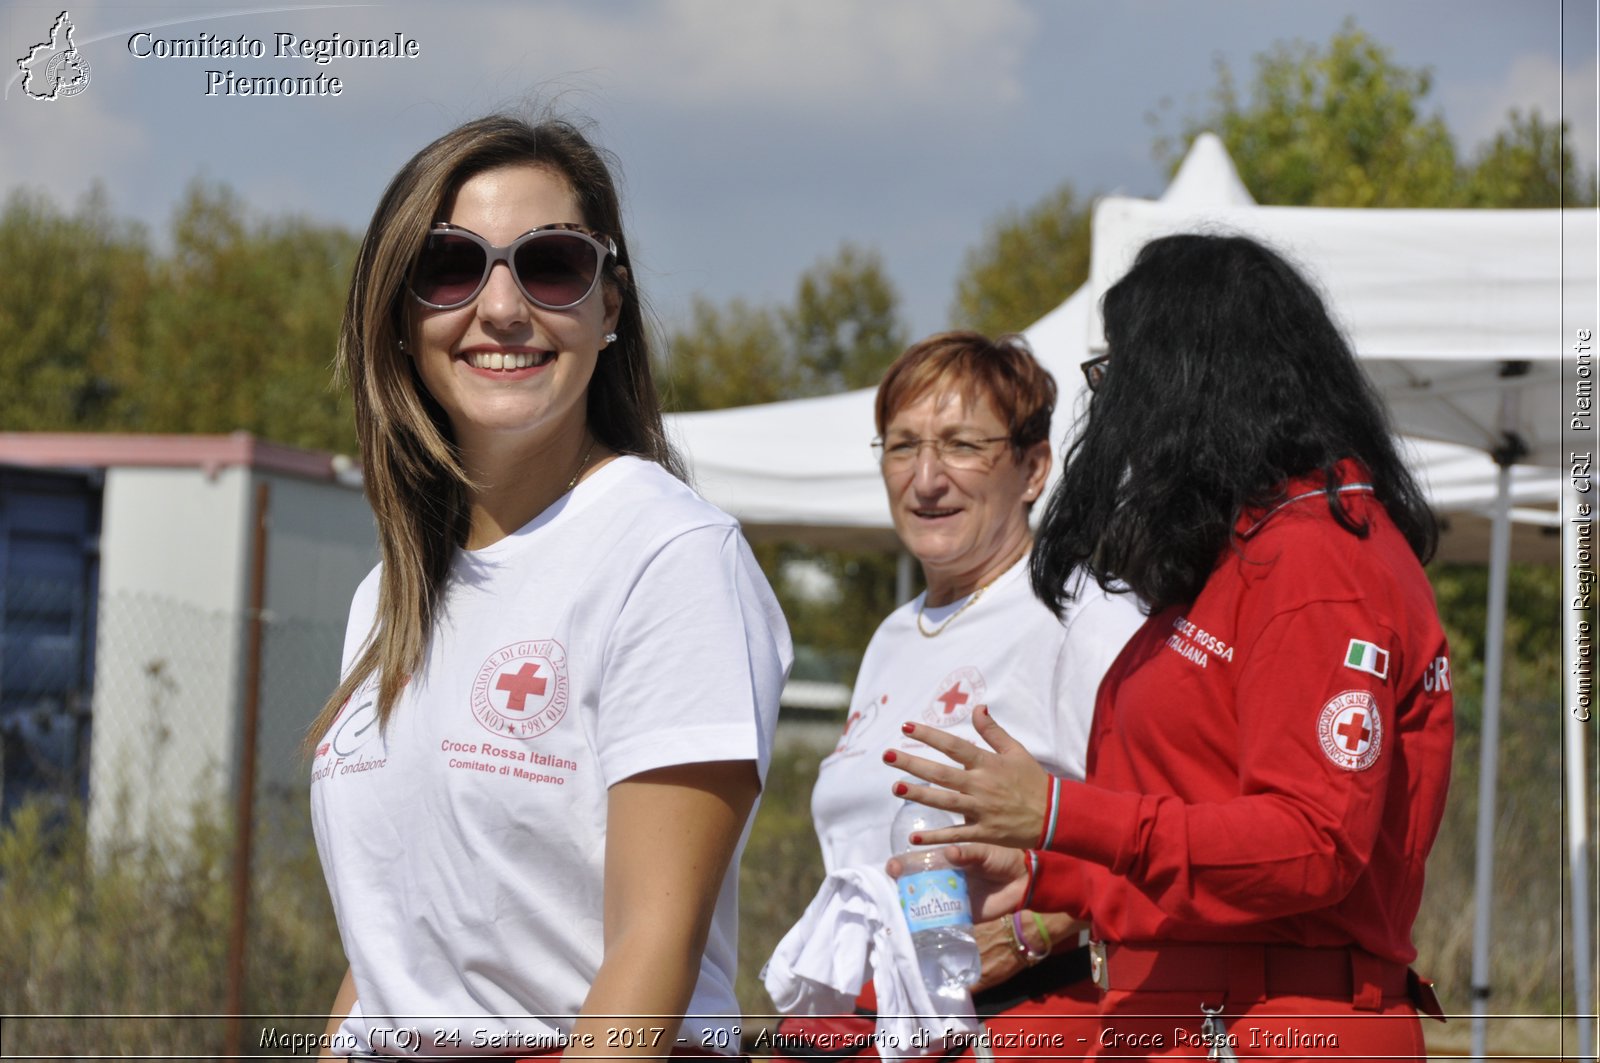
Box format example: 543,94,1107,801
398,339,407,354
603,332,618,346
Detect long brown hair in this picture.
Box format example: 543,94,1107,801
306,114,683,751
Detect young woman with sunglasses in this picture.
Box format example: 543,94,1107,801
307,115,791,1059
888,235,1452,1058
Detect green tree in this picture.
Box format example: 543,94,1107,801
0,181,358,450
1464,107,1595,208
112,182,358,451
949,182,1093,336
0,185,149,431
1161,21,1461,207
785,244,905,395
660,297,792,413
956,21,1591,340
662,243,906,410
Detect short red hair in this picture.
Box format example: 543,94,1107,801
873,330,1056,451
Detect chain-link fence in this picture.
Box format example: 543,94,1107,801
0,582,350,1059
1,584,345,849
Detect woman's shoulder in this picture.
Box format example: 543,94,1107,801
1233,490,1427,612
1245,488,1409,559
589,456,743,539
347,561,383,613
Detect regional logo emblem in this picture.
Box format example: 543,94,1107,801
17,11,92,101
471,639,570,740
1317,689,1384,771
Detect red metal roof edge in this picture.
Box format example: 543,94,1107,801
0,431,353,482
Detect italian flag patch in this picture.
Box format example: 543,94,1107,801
1344,638,1389,679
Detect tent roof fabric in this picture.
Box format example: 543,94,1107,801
667,132,1563,554
1087,198,1593,468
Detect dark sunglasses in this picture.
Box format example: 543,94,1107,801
408,222,618,311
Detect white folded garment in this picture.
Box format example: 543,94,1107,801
763,864,980,1061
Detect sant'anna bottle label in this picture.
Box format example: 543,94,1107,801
897,870,973,933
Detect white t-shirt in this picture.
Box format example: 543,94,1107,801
310,456,792,1056
811,557,1144,873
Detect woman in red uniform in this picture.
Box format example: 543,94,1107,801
889,234,1452,1059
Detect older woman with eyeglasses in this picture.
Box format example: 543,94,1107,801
770,331,1143,1061
306,114,790,1059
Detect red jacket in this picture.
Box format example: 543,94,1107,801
1027,464,1453,964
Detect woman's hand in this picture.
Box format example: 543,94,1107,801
887,842,1029,923
970,917,1027,993
970,910,1084,992
885,707,1052,849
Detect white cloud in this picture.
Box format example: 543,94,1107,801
0,90,149,208
1443,51,1599,173
471,0,1036,120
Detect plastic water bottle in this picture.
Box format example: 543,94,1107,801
890,802,980,1001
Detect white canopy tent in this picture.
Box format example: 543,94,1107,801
667,135,1561,558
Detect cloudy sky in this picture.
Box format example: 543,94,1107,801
2,0,1594,340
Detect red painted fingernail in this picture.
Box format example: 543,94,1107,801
882,750,898,764
893,782,909,796
910,833,923,844
977,705,989,717
901,722,915,735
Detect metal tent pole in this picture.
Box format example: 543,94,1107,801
1470,457,1516,1060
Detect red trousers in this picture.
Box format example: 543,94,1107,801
1089,989,1426,1059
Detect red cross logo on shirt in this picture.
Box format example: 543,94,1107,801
471,640,570,740
1318,691,1382,771
922,666,986,726
936,683,969,716
496,662,547,711
1335,711,1371,753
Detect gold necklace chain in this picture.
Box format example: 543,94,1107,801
914,542,1031,638
916,582,989,638
564,439,597,494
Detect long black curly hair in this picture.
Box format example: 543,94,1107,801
1031,232,1437,616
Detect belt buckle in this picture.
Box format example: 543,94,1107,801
1089,940,1108,990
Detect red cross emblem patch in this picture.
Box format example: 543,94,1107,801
471,639,570,740
921,666,986,727
1317,690,1384,771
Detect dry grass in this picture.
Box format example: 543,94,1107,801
0,789,341,1059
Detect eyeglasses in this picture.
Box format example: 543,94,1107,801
408,222,618,311
871,435,1012,471
1081,354,1109,392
